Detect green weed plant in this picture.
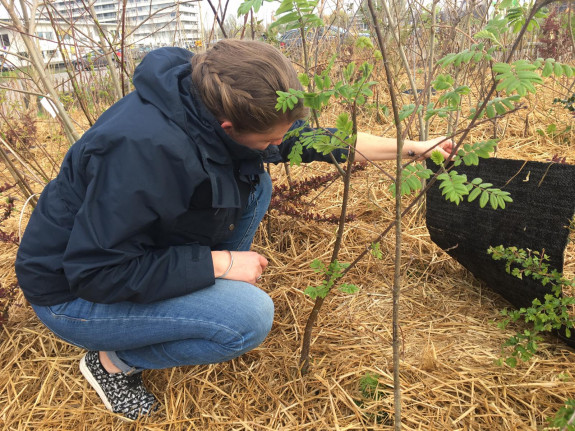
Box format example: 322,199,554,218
488,245,575,368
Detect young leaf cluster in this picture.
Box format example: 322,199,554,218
280,124,350,166
488,246,575,367
277,58,376,114
389,163,432,197
504,4,548,33
269,0,323,30
434,170,511,209
237,0,265,15
540,58,575,79
453,139,498,166
304,259,358,299
399,104,423,122
437,43,496,67
548,399,575,431
494,59,575,97
494,60,543,97
474,15,508,46
427,141,511,209
355,372,391,425
553,93,575,113
370,242,383,260
277,58,377,166
470,95,521,119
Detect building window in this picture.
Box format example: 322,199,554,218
43,50,57,59
37,31,54,40
1,34,10,47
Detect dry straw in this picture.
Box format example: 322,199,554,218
0,74,574,430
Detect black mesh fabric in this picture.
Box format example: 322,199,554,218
425,158,575,343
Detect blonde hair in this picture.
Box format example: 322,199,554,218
191,39,309,133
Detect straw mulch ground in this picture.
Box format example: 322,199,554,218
0,82,574,430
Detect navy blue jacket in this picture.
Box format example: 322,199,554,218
16,47,345,306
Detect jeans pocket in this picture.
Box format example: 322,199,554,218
31,303,90,349
46,298,95,322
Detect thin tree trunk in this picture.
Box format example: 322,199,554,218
423,0,438,140
368,0,405,427
299,105,358,373
380,0,425,135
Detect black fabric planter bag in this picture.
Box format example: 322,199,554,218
425,158,575,345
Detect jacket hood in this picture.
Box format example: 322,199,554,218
133,47,193,132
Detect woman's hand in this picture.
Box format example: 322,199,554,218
407,136,454,159
212,250,268,284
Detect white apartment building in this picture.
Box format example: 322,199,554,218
0,18,117,69
39,0,201,48
1,1,201,70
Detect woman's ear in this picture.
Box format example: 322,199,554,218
220,120,234,135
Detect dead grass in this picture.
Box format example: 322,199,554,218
0,73,574,430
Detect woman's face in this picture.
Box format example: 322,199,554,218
221,122,293,151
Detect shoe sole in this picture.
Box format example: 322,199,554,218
79,354,114,413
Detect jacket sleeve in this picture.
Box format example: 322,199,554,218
61,138,215,304
265,120,349,164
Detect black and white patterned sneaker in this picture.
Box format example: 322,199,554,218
80,351,158,420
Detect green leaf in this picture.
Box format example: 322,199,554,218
287,139,303,165
554,61,564,77
343,62,356,82
516,70,543,84
310,258,326,273
486,104,496,118
432,74,454,91
493,101,505,115
340,283,359,294
298,73,310,87
398,104,417,121
430,150,445,165
479,190,489,208
513,59,537,71
237,0,263,15
271,11,300,28
505,356,518,368
490,192,498,209
542,60,554,77
438,53,456,66
501,98,515,110
493,62,511,74
468,187,482,202
371,242,383,259
475,29,500,45
304,285,328,299
336,113,350,131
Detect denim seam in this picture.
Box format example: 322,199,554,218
236,193,257,250
58,315,247,352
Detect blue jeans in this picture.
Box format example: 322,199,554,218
31,173,274,373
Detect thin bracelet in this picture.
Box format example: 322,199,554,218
217,250,234,279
